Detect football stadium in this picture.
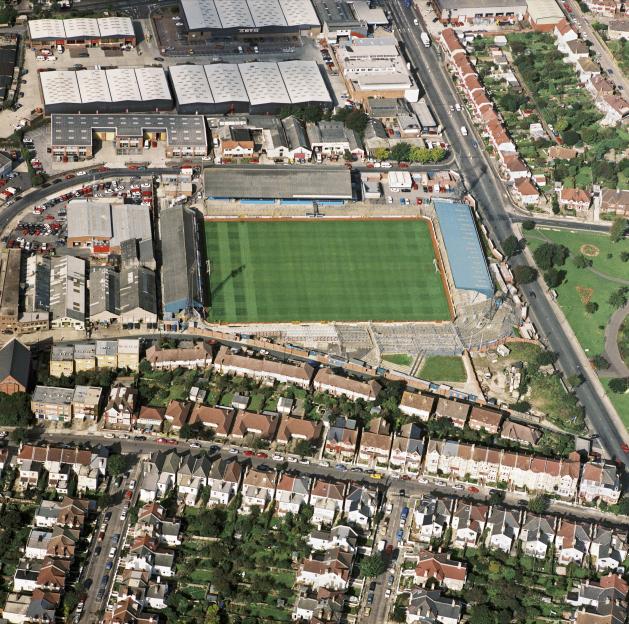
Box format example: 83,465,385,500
204,219,452,323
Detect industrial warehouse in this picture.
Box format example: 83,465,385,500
178,0,320,38
169,61,332,114
39,67,172,114
50,114,208,161
28,17,136,47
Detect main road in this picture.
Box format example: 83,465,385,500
386,0,628,462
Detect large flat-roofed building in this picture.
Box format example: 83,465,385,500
40,67,172,114
66,200,152,254
433,199,493,301
432,0,527,23
312,0,367,41
159,205,204,317
334,36,419,103
525,0,563,30
179,0,320,40
50,114,207,161
170,61,331,115
204,165,353,201
28,17,136,47
49,255,87,330
0,249,21,332
0,38,17,101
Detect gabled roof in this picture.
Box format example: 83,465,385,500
0,338,30,389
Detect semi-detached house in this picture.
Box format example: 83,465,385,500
313,368,381,401
144,341,213,370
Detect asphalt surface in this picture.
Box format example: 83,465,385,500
387,0,628,463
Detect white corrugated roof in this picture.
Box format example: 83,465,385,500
97,16,134,38
180,0,222,29
106,68,142,101
76,70,112,103
170,64,214,105
134,67,172,102
40,71,82,106
240,62,290,106
64,17,100,39
28,19,66,40
279,60,331,103
247,0,287,27
204,64,249,102
214,0,255,28
279,0,319,26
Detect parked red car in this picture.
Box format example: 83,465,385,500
255,452,269,459
243,450,254,457
467,486,480,493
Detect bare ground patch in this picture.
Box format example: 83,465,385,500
576,286,594,304
580,244,600,257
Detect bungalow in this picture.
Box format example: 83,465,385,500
413,495,452,543
213,346,315,388
310,478,346,526
136,406,166,432
467,406,503,434
313,368,381,401
414,550,468,591
389,422,424,474
240,467,277,513
500,421,542,446
555,519,592,566
275,473,311,516
450,501,488,549
164,400,192,432
357,417,392,467
579,462,621,505
296,548,353,591
434,398,469,428
230,410,279,442
144,341,213,370
189,405,235,437
399,391,434,421
275,415,322,449
519,514,556,559
513,178,540,205
324,417,359,462
406,589,461,624
207,458,242,506
485,506,521,553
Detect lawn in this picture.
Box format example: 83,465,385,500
382,353,413,367
601,378,629,428
527,229,629,356
419,355,466,383
204,219,450,323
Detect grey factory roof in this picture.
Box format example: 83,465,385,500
179,0,318,30
40,67,171,109
67,200,112,240
204,165,352,200
49,256,86,323
311,0,363,27
170,61,330,108
159,205,203,314
89,267,120,318
119,266,157,316
32,385,75,405
110,205,152,249
29,16,134,40
51,114,207,148
434,199,494,300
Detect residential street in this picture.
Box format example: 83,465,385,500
386,0,629,465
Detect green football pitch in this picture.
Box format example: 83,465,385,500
204,219,451,323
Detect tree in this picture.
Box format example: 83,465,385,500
470,604,496,624
513,265,538,284
522,219,536,231
544,268,565,288
592,354,609,370
573,253,592,269
107,453,130,477
608,288,628,309
501,235,520,258
205,605,222,624
179,423,192,439
533,242,569,270
0,392,33,427
562,130,581,146
373,147,390,161
389,142,412,162
392,604,407,622
360,553,387,578
528,494,550,514
585,301,599,314
294,439,314,457
534,350,558,366
610,217,628,243
63,589,80,618
608,378,629,393
488,489,505,506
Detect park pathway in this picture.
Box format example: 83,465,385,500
602,301,629,378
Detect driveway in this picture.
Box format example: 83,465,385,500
603,301,629,378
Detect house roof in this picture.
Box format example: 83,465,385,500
0,338,31,389
314,368,381,398
164,399,192,428
145,341,213,364
244,467,276,489
560,188,590,203
400,390,434,414
189,405,235,436
18,444,92,466
231,410,279,439
276,415,322,443
415,550,467,583
468,406,503,429
435,397,469,422
137,405,165,423
501,420,542,445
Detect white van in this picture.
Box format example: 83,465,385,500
460,126,468,136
